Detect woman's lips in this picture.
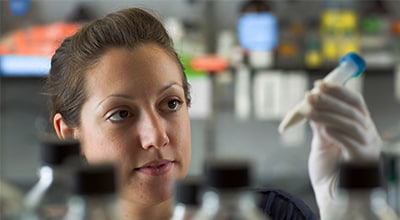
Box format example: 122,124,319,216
135,160,174,176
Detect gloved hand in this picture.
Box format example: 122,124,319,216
306,81,382,219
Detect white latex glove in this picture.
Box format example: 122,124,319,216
306,81,382,219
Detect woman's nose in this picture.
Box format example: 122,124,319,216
137,112,169,150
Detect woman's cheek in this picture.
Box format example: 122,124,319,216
80,132,119,163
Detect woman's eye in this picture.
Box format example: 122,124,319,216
163,99,182,112
108,110,132,122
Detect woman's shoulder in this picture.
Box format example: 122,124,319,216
254,187,319,220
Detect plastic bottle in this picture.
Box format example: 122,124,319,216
23,138,81,220
328,160,399,220
382,151,400,215
193,160,270,220
171,176,204,220
62,164,118,220
278,52,366,133
238,0,278,68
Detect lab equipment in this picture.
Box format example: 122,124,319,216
193,160,270,220
171,176,204,220
278,52,366,133
382,142,400,215
23,139,80,220
238,0,277,69
327,160,399,220
62,164,118,220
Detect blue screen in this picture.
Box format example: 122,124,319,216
0,55,50,76
238,12,279,51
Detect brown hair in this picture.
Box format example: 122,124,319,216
44,8,191,127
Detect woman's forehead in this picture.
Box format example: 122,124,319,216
83,45,183,96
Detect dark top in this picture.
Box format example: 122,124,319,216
256,188,319,220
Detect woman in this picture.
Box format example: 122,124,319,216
44,7,382,220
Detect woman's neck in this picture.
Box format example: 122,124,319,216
118,197,173,220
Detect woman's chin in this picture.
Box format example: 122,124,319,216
121,184,173,206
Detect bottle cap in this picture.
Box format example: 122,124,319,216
73,164,116,196
339,52,366,78
338,160,383,189
174,176,204,206
204,159,251,189
40,138,80,166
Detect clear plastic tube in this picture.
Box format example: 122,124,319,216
278,52,366,133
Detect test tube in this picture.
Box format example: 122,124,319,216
278,52,366,133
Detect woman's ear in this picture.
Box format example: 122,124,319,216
53,113,79,139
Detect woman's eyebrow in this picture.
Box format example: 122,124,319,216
96,94,134,109
158,82,183,95
95,82,183,108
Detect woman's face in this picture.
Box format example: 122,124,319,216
76,44,191,205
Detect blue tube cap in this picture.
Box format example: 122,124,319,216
339,52,366,77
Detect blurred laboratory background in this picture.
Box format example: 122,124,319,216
1,0,400,215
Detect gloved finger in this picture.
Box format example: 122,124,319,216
325,127,381,160
309,122,342,160
315,81,369,115
307,91,368,129
308,121,341,189
325,128,362,155
308,110,368,145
